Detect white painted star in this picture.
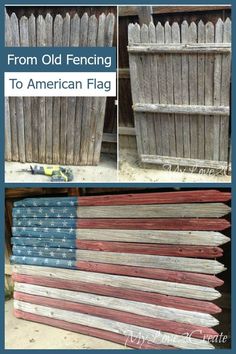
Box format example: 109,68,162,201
69,228,73,233
70,201,74,205
45,214,49,218
27,250,32,255
45,259,49,264
67,261,72,266
33,227,38,232
44,228,49,232
69,214,74,219
50,222,55,227
39,251,43,256
56,228,61,233
50,252,55,257
39,208,43,213
62,253,66,258
62,221,68,227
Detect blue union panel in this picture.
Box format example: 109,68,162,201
13,207,77,218
13,218,77,228
11,255,77,269
12,237,76,249
14,197,78,207
12,246,76,260
12,227,77,239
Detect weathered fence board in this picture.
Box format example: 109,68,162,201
12,272,222,314
5,11,115,165
14,292,218,340
14,309,175,350
14,301,215,349
128,19,231,170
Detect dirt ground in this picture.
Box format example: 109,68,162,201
119,149,231,183
5,300,126,349
5,153,117,183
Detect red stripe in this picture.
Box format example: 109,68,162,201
14,291,219,340
12,273,221,314
76,261,224,288
77,218,230,231
14,309,175,349
76,240,223,258
78,190,231,206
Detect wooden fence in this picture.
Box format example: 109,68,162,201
10,189,231,349
128,18,231,170
5,11,115,165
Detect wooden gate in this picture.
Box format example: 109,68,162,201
128,18,231,170
5,11,115,165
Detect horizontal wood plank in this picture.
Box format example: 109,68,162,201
14,291,219,338
14,309,175,349
77,218,230,231
13,264,222,299
76,240,223,258
12,272,221,314
128,43,231,54
14,283,218,327
133,103,230,116
76,229,230,246
77,261,224,287
77,250,226,275
14,301,214,349
141,155,229,168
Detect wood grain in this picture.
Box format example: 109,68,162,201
14,292,219,339
76,261,224,287
14,309,176,349
76,240,223,258
12,273,221,314
14,301,215,349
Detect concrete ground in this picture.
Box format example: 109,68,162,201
5,300,126,350
119,149,231,183
5,153,117,183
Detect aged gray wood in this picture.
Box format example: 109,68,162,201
133,103,229,115
189,22,198,159
77,203,230,218
204,22,215,160
5,14,13,160
14,301,214,349
5,97,11,160
220,18,231,162
13,265,221,300
15,282,219,327
20,14,32,162
127,43,231,53
37,15,46,163
52,14,63,164
5,11,114,165
84,15,98,165
45,14,53,163
91,13,107,164
172,22,183,157
197,20,205,160
93,13,115,165
61,13,70,164
76,229,230,246
128,19,231,171
128,23,144,157
77,250,226,275
141,154,228,169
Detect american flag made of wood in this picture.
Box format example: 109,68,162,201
11,190,231,349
